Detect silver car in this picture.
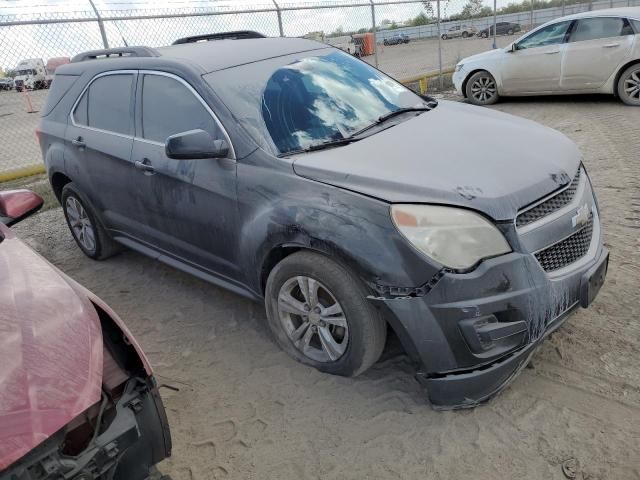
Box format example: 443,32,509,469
453,7,640,106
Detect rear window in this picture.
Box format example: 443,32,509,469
41,75,78,117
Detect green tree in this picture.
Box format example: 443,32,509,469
411,12,430,26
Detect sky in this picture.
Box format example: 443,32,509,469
0,0,512,71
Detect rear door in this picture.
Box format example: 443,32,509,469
500,20,573,93
129,71,239,279
65,71,136,232
560,17,635,91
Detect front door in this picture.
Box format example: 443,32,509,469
500,20,573,94
561,17,635,91
129,71,239,280
64,71,136,233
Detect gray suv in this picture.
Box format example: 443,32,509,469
38,32,609,409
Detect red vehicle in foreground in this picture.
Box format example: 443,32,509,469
0,190,171,479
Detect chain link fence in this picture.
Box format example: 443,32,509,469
1,0,637,179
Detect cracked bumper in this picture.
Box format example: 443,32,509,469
374,244,609,409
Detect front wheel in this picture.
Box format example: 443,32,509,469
441,34,448,40
265,251,387,377
507,29,514,35
617,63,640,106
465,70,499,106
462,31,469,38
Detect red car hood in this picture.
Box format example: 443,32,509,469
0,224,103,470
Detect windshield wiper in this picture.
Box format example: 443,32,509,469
278,137,359,157
350,106,433,138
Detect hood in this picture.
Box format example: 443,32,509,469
461,47,506,64
292,101,581,220
0,225,103,470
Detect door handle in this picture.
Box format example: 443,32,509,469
71,137,86,149
544,50,560,55
603,43,620,48
134,159,155,175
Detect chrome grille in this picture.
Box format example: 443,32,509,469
517,169,581,228
534,216,593,272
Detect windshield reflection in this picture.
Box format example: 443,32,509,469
261,52,421,155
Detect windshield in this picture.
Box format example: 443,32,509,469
16,69,34,76
206,49,428,156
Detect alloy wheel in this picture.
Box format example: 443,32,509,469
621,68,640,105
470,75,497,103
65,196,96,253
277,276,349,363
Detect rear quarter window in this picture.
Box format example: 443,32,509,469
41,75,78,117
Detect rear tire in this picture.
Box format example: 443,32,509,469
617,63,640,106
265,251,386,377
507,28,514,35
465,70,499,106
61,183,121,260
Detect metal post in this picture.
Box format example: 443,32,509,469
88,0,109,48
370,0,378,68
562,0,565,16
272,0,284,37
530,0,534,30
492,0,497,49
437,0,443,90
609,0,613,7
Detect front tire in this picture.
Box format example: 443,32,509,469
462,31,469,38
61,183,121,260
441,34,448,40
465,70,499,106
617,63,640,106
265,251,386,377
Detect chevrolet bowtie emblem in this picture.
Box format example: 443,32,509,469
572,204,590,228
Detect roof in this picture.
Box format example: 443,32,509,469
57,36,329,77
558,6,640,21
159,37,328,73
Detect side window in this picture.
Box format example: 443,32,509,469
570,17,627,42
517,21,571,49
632,19,640,33
73,74,133,135
141,74,221,144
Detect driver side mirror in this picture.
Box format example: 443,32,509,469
0,189,44,226
509,43,518,52
165,129,230,160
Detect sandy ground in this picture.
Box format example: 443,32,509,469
10,96,640,480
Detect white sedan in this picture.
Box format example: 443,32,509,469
453,7,640,106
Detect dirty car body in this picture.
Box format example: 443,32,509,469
0,191,171,478
39,37,608,409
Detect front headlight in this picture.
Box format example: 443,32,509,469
391,205,511,270
455,63,464,72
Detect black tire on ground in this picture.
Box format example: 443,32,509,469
265,251,387,378
617,63,640,106
465,70,500,106
442,34,448,40
462,31,469,38
507,29,514,35
61,183,122,260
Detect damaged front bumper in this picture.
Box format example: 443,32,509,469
373,244,609,409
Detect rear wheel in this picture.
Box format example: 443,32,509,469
465,70,499,106
265,251,386,377
617,63,640,106
61,183,121,260
507,28,514,35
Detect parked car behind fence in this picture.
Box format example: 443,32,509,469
477,21,522,38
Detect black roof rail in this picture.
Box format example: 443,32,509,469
172,31,267,45
71,47,159,63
